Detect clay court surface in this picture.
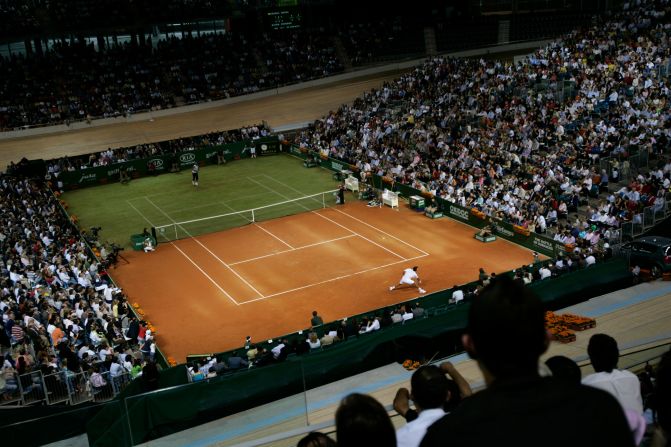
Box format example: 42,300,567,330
112,202,535,361
0,71,536,361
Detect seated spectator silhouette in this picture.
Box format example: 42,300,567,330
296,431,336,447
544,355,581,385
335,393,396,447
583,333,644,415
650,348,671,447
420,276,634,447
227,351,249,370
393,363,471,447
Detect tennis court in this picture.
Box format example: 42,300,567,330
63,155,537,361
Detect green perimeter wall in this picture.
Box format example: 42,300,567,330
56,137,280,190
3,257,630,447
79,257,629,447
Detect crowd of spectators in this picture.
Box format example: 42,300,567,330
0,174,158,402
303,278,671,447
0,28,344,130
338,19,425,66
299,0,671,247
0,0,234,39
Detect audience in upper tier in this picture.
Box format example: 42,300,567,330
299,0,671,243
0,29,343,130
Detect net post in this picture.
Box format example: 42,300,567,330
322,191,326,208
174,224,178,241
252,209,255,222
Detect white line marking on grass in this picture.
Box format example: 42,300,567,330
125,200,239,305
143,196,264,300
229,234,357,265
238,254,428,304
126,200,159,227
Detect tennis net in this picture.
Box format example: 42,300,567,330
154,189,339,242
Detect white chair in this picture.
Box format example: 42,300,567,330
382,189,399,209
345,175,359,193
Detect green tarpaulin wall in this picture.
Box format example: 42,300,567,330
56,137,280,190
81,258,630,447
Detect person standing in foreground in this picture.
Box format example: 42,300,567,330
191,163,199,187
420,276,634,447
390,266,426,294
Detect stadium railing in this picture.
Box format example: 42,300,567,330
225,337,671,447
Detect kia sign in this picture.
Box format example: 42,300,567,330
179,153,196,166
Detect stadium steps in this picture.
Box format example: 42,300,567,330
423,27,437,56
332,36,352,70
497,19,511,44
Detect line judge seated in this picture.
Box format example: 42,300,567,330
143,237,155,253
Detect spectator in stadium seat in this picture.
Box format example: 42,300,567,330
311,310,324,327
227,351,249,370
297,432,336,447
544,355,581,386
411,302,425,319
335,393,396,447
394,363,472,447
141,359,160,392
420,276,634,447
450,286,464,304
650,348,671,447
583,333,643,415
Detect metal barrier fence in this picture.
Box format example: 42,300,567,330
3,368,133,407
18,370,45,405
613,200,670,245
43,371,71,405
1,371,21,404
598,150,650,183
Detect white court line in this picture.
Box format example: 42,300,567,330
255,174,412,260
239,254,428,305
218,200,294,250
311,211,406,260
143,196,265,300
125,200,239,305
171,244,241,304
330,208,430,256
229,234,357,265
128,189,269,215
247,176,406,260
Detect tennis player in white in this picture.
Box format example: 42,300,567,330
389,266,426,294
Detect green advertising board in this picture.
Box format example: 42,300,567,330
57,137,280,190
289,145,567,257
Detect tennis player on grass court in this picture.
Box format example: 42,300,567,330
191,163,199,187
390,266,426,294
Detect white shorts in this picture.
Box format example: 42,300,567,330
400,277,415,285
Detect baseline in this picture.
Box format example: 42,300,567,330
238,253,428,305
